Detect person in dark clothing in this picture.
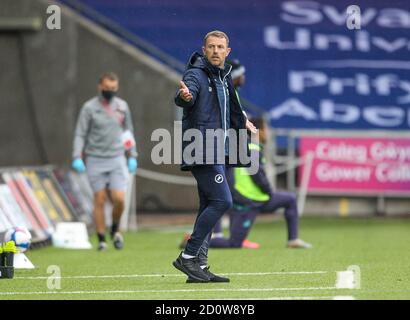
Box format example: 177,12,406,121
209,59,259,248
172,30,257,283
209,118,312,249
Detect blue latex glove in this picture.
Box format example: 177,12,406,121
128,157,137,174
72,158,86,173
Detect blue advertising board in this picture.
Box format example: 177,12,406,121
69,0,410,130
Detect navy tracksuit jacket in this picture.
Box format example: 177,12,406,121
174,52,249,258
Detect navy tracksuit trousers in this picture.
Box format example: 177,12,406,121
184,165,233,260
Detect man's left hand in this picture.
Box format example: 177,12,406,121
246,119,257,134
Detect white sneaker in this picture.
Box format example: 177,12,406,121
98,241,108,251
287,239,313,249
113,232,124,250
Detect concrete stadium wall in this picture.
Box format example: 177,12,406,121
0,0,198,212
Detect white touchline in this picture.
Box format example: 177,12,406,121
227,271,328,276
14,271,329,280
213,296,355,300
0,287,338,296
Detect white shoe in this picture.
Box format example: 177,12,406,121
287,239,313,249
113,232,124,250
98,241,108,251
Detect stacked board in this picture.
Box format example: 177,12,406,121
0,168,94,245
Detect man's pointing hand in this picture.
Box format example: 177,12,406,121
179,81,193,102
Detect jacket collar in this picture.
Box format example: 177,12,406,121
204,57,232,78
187,52,232,78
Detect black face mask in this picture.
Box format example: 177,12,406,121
101,90,116,101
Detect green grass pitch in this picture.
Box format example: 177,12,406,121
1,217,409,300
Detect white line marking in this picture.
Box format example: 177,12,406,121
214,296,355,300
0,287,338,296
333,296,355,300
15,271,329,280
227,271,328,276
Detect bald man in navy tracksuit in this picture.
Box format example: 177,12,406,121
172,30,256,283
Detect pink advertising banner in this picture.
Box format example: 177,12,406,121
299,137,410,194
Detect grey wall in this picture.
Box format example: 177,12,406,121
0,0,199,211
